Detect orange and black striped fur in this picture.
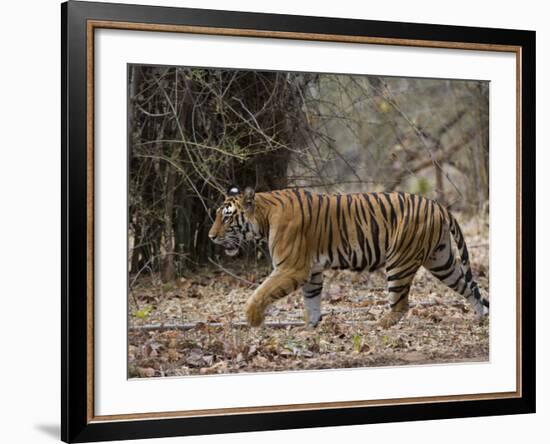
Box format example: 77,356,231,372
208,186,489,328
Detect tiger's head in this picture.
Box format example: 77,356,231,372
208,186,259,257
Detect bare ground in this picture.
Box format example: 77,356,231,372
128,215,489,378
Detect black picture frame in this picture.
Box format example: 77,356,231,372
61,1,536,442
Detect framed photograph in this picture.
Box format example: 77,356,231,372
62,1,535,442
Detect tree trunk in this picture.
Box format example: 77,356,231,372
161,151,177,282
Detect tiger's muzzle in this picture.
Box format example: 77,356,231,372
208,234,240,257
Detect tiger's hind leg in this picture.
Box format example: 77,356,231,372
378,261,421,328
302,267,324,327
424,232,488,318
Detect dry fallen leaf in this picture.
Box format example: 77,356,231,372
128,223,489,377
167,349,179,362
137,367,156,378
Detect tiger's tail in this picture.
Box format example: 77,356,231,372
448,212,490,318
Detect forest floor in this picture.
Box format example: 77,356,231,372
128,215,489,378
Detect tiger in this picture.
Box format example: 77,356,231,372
208,186,489,328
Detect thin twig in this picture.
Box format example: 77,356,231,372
129,319,379,331
128,300,473,332
207,257,259,288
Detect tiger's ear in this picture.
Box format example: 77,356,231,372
243,187,255,211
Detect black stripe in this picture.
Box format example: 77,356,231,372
433,266,456,281
327,217,334,264
388,284,409,293
358,196,369,224
364,195,381,270
293,189,306,237
305,191,313,216
423,201,434,252
355,219,365,255
315,194,323,229
389,292,408,308
455,228,465,250
357,198,373,266
351,250,358,269
324,196,331,232
271,194,285,207
430,252,454,273
337,248,348,268
385,193,398,228
375,194,389,224
461,248,469,264
397,192,405,215
448,275,462,290
276,254,290,267
339,204,351,255
304,287,323,298
387,262,419,281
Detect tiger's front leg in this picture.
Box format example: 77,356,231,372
245,268,309,327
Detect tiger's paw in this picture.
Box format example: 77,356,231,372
304,312,322,329
245,298,265,327
378,311,406,329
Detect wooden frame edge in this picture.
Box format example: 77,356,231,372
90,391,520,423
89,19,522,53
85,18,525,424
86,18,95,424
516,45,523,399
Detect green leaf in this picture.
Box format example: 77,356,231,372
352,334,362,353
134,306,152,319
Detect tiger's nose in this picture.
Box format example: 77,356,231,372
208,233,217,240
